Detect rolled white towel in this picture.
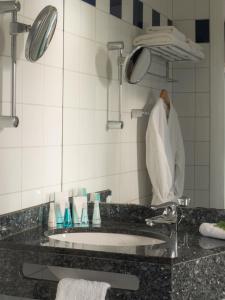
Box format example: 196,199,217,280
145,26,186,42
55,278,110,300
199,237,225,250
186,38,203,51
199,223,225,240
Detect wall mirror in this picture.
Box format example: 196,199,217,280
125,46,152,84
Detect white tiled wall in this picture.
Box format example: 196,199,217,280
0,0,63,214
63,0,173,204
0,0,210,213
172,0,211,207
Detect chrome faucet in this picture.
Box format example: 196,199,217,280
146,201,179,226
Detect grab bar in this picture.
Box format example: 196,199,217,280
106,41,124,130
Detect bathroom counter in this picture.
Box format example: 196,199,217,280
1,204,225,299
1,221,225,265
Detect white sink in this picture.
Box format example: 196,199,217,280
48,232,164,247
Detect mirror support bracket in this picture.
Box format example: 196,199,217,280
10,22,31,35
107,41,125,130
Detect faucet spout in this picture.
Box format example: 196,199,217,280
146,201,178,226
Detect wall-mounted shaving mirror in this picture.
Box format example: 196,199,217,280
125,46,152,84
25,6,58,62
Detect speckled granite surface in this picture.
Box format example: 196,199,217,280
1,203,225,299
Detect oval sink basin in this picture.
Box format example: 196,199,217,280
48,232,164,247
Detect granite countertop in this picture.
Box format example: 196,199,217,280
1,220,225,266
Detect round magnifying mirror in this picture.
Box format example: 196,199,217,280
25,6,58,62
125,46,152,84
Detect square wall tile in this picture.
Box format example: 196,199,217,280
80,1,96,40
173,0,195,20
195,118,210,141
22,104,44,147
174,20,195,41
143,3,152,29
122,0,133,24
64,0,80,35
195,142,209,165
184,166,194,189
0,149,21,194
64,71,80,108
195,166,209,190
110,0,122,19
44,66,63,107
133,0,143,28
173,93,195,117
184,141,195,165
196,68,210,93
22,189,43,209
96,9,109,45
96,0,110,13
195,190,210,208
179,117,195,141
82,0,96,6
43,147,62,187
196,20,210,43
195,93,210,117
0,193,21,215
63,146,79,183
22,148,43,190
152,9,160,26
195,0,210,19
43,107,62,146
173,69,195,93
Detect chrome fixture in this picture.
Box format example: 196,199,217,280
177,196,191,207
125,46,152,84
107,41,124,130
145,201,180,226
0,2,58,128
125,46,176,84
25,6,57,62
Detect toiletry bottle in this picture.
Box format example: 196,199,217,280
92,193,101,227
54,192,68,227
72,189,83,225
48,201,56,229
64,200,72,228
81,188,89,226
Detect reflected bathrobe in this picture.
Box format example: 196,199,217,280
146,98,185,205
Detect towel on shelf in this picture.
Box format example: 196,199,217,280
186,38,203,51
199,223,225,240
55,278,110,300
133,32,178,47
145,26,186,42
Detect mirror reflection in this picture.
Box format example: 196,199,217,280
125,46,152,84
25,5,58,62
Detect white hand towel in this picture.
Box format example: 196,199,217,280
145,26,186,42
199,223,225,240
55,278,110,300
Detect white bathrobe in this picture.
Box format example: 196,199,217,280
146,98,185,205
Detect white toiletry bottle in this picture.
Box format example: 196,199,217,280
72,189,83,225
48,202,56,229
81,188,89,226
54,191,68,228
92,193,101,226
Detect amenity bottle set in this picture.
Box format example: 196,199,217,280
48,188,101,229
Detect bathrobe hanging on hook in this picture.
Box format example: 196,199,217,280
146,92,185,205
